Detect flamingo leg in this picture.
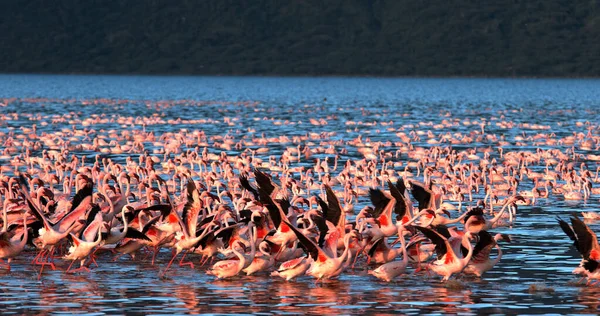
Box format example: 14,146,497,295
36,247,56,270
352,244,367,269
46,247,57,270
32,249,46,264
141,248,152,262
151,246,160,265
161,251,179,276
178,250,194,269
65,260,76,273
112,252,124,262
89,255,99,268
88,247,103,266
70,261,91,273
0,259,9,271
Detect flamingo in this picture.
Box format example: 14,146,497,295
463,231,511,276
271,255,312,281
161,181,214,275
63,208,104,273
557,214,600,282
366,210,436,264
368,225,409,282
414,225,474,281
284,219,359,282
206,241,248,279
0,213,28,271
19,176,91,270
243,241,275,275
101,205,145,242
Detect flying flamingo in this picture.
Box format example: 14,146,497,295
463,230,511,276
19,176,91,271
558,214,600,283
284,219,359,282
414,225,474,281
368,224,409,282
64,206,104,273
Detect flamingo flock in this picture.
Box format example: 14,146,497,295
0,96,599,287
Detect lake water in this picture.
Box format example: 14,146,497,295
1,75,600,314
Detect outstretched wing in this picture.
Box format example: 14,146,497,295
239,175,259,200
69,182,94,213
369,188,390,219
571,214,600,259
284,220,328,262
472,230,495,260
557,216,580,254
388,180,410,220
124,227,151,241
414,225,449,259
410,180,432,210
254,169,275,198
182,180,202,236
324,184,342,227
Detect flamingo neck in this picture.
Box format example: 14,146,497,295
492,245,503,266
121,208,128,234
233,247,246,269
491,203,509,223
338,235,352,264
448,210,469,224
2,202,7,232
399,230,408,265
461,234,474,266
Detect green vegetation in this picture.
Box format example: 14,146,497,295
1,0,599,76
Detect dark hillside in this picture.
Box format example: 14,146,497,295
1,0,599,76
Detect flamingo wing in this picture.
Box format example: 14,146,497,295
571,214,600,260
410,180,433,210
285,220,329,263
80,204,101,239
414,226,450,260
395,178,407,197
368,238,386,257
194,225,219,249
388,180,410,220
324,184,343,227
583,259,600,273
125,227,151,242
239,175,259,200
557,216,578,250
369,188,390,219
142,215,162,234
254,169,275,198
472,230,495,261
464,207,485,224
18,175,53,228
55,183,94,230
69,182,94,213
182,180,202,237
280,257,305,270
312,213,329,248
81,208,102,241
